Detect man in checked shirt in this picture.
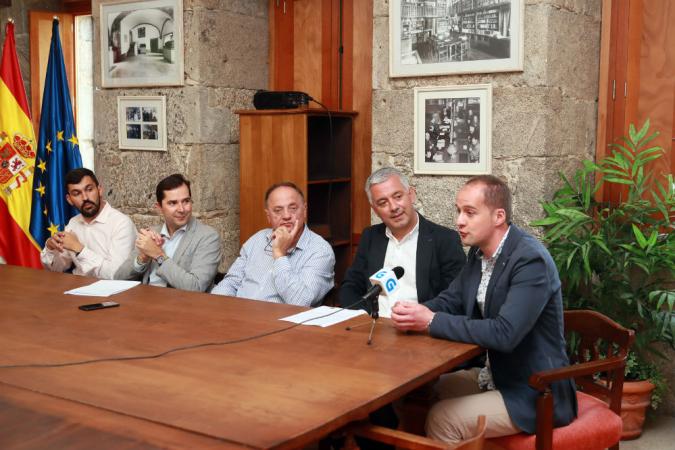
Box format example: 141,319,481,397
211,181,334,307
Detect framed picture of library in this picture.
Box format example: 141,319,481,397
390,0,523,77
100,0,184,87
117,96,167,151
414,84,492,175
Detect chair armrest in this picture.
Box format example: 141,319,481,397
348,422,449,450
528,355,626,392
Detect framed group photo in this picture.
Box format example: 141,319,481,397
390,0,523,77
117,96,167,151
100,0,184,88
414,84,492,175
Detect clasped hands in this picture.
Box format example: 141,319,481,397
270,219,302,259
390,301,435,332
46,231,83,254
135,228,165,264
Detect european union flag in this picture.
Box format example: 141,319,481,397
29,19,82,248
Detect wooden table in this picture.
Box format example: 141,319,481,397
0,266,481,449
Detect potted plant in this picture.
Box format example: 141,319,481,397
531,120,674,439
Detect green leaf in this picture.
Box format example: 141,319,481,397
632,224,647,249
634,119,650,142
603,177,634,185
531,216,562,226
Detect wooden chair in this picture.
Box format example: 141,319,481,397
488,310,635,450
344,415,486,450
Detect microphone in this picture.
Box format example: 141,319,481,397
362,266,405,307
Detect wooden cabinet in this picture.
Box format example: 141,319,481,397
236,108,356,286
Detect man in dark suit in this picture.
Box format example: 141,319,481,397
338,166,465,448
339,167,465,316
391,175,577,444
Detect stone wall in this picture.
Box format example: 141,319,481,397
91,0,269,269
371,0,601,231
0,0,62,104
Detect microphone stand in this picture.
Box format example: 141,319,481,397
366,297,379,345
345,296,380,345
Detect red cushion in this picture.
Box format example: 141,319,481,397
489,392,622,450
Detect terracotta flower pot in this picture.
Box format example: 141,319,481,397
620,379,655,440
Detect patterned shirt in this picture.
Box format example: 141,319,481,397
211,226,335,307
476,226,511,391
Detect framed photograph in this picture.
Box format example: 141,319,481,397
414,84,492,175
117,96,167,151
390,0,523,77
100,0,184,88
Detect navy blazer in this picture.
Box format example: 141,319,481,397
425,225,577,434
339,214,465,312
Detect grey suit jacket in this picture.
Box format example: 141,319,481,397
115,217,222,292
424,225,577,434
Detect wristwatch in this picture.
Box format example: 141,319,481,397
155,255,167,266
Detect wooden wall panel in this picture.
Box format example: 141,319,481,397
293,0,323,102
348,0,373,235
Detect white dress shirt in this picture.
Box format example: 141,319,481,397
40,202,137,279
378,214,420,318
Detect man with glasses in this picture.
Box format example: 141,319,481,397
115,173,222,292
211,181,335,306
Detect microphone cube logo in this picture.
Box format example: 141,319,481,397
384,278,398,293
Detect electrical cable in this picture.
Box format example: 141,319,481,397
0,298,367,370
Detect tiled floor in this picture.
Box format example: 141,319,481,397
620,414,675,450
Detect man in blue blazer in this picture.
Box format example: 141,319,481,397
392,175,576,444
339,167,465,316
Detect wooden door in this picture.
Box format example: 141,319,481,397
597,0,674,202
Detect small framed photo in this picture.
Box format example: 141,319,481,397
100,0,184,88
117,96,167,151
414,84,492,176
390,0,523,77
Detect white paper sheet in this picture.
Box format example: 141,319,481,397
280,306,367,327
64,280,141,297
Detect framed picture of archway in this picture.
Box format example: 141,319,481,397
100,0,183,87
390,0,523,77
414,84,492,175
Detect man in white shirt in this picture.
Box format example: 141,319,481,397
41,168,136,279
340,167,465,317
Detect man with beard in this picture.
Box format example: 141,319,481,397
115,173,222,292
40,168,136,279
211,181,334,306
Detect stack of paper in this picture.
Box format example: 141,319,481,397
64,280,141,297
280,306,367,327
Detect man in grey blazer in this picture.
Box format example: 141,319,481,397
116,174,221,292
391,175,576,444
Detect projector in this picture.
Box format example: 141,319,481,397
253,90,311,110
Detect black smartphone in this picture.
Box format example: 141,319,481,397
78,301,120,311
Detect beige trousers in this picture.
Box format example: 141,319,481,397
425,368,521,444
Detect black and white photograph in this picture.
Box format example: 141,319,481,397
142,124,159,140
118,96,167,151
390,0,523,77
125,106,141,122
142,107,158,122
126,124,141,139
414,84,492,175
100,0,184,88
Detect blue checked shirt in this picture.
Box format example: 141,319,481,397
211,226,335,306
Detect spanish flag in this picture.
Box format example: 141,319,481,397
0,20,41,268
